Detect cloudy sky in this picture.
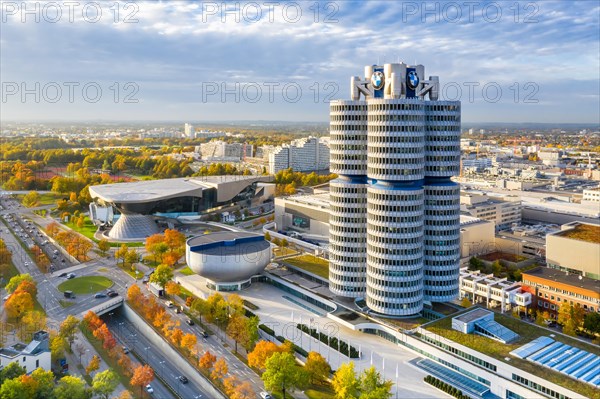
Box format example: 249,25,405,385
1,0,599,123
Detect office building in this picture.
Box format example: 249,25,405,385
268,136,329,174
460,192,522,230
521,267,600,314
198,141,253,161
329,62,461,316
545,222,600,280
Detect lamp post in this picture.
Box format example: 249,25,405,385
159,360,166,378
144,346,151,363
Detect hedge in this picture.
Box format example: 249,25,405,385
424,375,470,399
296,323,359,358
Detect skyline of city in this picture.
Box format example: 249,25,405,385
1,1,599,123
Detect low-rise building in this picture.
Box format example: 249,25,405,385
0,331,51,373
521,266,600,314
460,192,522,230
582,186,600,203
459,268,532,312
546,221,600,280
459,215,495,259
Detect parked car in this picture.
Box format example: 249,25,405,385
94,293,107,298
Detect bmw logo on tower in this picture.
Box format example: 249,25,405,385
371,71,385,90
407,70,420,89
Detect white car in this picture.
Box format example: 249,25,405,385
146,384,154,394
260,392,273,399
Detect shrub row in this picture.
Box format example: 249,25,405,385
296,323,359,358
424,375,469,399
259,324,308,357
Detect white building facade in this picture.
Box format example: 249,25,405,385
329,62,461,316
268,137,329,174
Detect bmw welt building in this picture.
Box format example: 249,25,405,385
329,62,461,316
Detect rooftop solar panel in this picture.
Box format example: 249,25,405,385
545,347,580,368
553,350,587,371
528,342,565,362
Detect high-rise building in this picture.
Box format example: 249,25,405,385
329,62,461,316
184,123,195,138
268,136,329,174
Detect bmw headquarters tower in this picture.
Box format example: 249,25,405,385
329,62,461,316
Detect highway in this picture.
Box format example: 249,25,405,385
105,311,208,399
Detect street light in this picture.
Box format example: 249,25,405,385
144,346,151,363
159,360,166,377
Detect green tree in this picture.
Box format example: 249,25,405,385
150,264,174,289
264,231,271,241
358,366,393,399
0,362,26,384
305,351,330,385
262,352,308,399
5,274,34,294
245,315,260,352
54,376,89,399
583,312,600,334
332,362,359,399
558,303,585,336
92,370,119,399
59,315,79,349
0,377,28,399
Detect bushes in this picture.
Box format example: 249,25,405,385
424,375,470,399
259,324,275,336
259,324,308,357
296,323,359,358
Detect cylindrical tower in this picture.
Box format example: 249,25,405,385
366,98,426,315
328,100,368,298
423,101,461,302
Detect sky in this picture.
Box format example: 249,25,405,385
1,0,599,123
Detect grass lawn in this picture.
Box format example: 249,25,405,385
0,261,20,289
178,266,195,276
66,216,97,241
284,254,329,279
57,276,113,294
423,311,600,398
305,384,335,399
59,300,75,308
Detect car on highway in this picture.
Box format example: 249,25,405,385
94,293,107,298
260,392,273,399
107,290,119,298
145,384,154,394
122,346,130,354
177,376,188,384
166,301,174,308
185,318,194,326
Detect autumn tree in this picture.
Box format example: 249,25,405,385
181,333,198,356
86,354,101,375
22,191,40,207
305,351,330,385
145,234,167,264
50,335,67,362
150,264,174,289
19,310,46,342
97,239,110,256
332,362,359,399
5,274,34,294
211,358,229,382
165,281,180,297
54,375,89,399
227,314,248,354
460,296,472,308
59,315,80,349
127,284,142,302
4,290,34,320
248,340,282,370
30,368,55,399
115,244,129,267
262,352,308,399
199,350,217,371
558,303,585,336
0,362,26,385
358,366,393,399
130,365,154,397
92,369,119,399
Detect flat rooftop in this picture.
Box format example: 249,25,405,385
89,175,270,203
282,193,331,210
556,223,600,244
454,308,491,323
522,267,600,293
187,231,269,255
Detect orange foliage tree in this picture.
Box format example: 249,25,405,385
247,340,284,370
199,351,217,371
130,365,154,397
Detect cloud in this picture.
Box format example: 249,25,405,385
0,0,598,123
